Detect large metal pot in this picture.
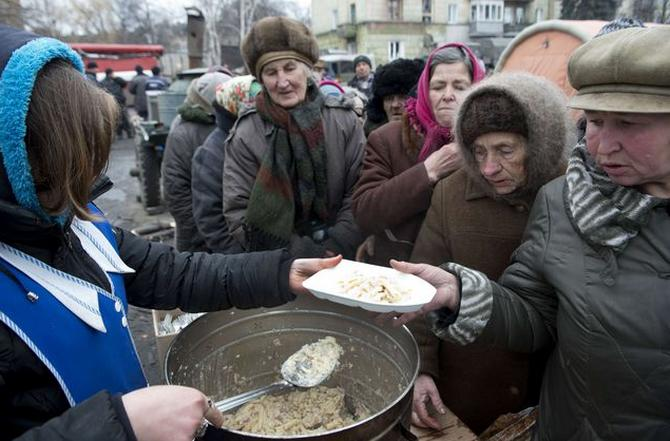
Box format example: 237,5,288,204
165,296,419,440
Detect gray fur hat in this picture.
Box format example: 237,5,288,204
241,16,319,79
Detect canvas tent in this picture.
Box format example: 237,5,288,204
495,20,610,98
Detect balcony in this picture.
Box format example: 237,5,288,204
336,23,357,39
469,20,504,36
503,22,531,34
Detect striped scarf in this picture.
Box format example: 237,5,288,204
245,83,329,251
564,143,665,253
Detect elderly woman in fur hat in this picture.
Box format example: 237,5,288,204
162,72,231,252
353,43,485,266
222,17,365,258
409,73,574,434
391,26,670,440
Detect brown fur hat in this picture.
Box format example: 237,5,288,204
241,16,319,79
459,93,528,148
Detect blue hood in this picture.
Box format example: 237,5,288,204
0,24,84,222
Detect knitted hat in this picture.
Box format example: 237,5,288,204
241,16,319,79
459,92,528,148
367,58,424,124
353,55,372,68
185,72,232,115
215,75,262,116
568,26,670,113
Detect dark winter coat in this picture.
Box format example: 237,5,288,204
161,110,216,252
352,115,434,266
409,73,573,433
101,76,127,105
1,175,295,441
222,96,365,259
439,177,670,440
191,105,243,254
128,74,148,114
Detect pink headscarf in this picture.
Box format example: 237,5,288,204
406,42,485,162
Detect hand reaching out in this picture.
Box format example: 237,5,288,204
386,260,460,326
412,374,447,430
288,255,343,295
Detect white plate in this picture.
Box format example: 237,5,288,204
302,259,436,313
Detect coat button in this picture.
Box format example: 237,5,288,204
121,316,128,327
115,300,122,312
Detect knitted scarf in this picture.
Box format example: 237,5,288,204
405,42,485,163
245,83,329,250
564,143,666,253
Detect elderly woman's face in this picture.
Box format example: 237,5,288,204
429,62,471,128
473,132,527,195
261,59,308,109
585,111,670,197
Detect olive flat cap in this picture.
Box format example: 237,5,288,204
241,16,319,80
568,26,670,113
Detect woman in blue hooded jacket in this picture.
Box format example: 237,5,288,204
0,25,337,441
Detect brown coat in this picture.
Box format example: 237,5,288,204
352,117,434,265
223,96,365,258
409,73,575,433
410,170,535,433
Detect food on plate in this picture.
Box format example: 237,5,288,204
222,385,369,435
338,272,410,303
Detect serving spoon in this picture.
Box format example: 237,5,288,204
214,336,343,414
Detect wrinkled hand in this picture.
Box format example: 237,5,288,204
412,374,447,430
122,385,224,441
423,142,463,184
289,255,343,295
386,260,460,326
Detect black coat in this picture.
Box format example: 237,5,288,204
2,177,295,441
191,105,243,254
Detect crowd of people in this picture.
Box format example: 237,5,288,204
0,12,668,441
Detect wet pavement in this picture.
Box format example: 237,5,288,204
95,136,173,386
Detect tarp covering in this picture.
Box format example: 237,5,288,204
495,20,608,98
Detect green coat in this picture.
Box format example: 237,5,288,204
437,177,670,440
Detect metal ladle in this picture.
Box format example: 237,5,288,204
215,336,343,414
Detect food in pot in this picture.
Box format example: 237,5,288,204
281,336,343,387
222,385,368,435
338,272,410,303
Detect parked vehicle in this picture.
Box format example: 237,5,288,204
132,68,207,214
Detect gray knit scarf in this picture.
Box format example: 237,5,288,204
564,143,665,253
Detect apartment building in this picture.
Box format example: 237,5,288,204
312,0,561,66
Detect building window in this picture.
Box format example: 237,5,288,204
389,0,402,20
448,4,458,23
504,6,513,23
535,7,544,22
350,3,356,23
515,6,525,23
331,9,338,30
471,5,477,20
422,0,432,22
389,41,404,60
